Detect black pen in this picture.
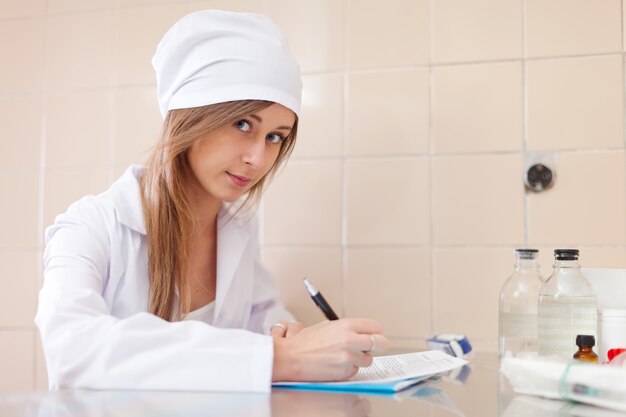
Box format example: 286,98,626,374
303,277,339,320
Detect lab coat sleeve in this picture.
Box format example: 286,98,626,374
35,197,274,392
246,216,295,334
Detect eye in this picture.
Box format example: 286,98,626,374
235,119,251,132
266,133,285,144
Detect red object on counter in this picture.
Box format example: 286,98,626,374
607,348,626,362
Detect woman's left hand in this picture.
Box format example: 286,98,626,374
271,320,304,338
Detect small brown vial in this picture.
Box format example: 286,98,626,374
573,334,599,363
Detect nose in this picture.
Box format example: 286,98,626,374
241,135,266,168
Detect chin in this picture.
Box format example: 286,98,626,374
221,191,248,204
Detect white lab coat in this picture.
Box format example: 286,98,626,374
35,165,294,393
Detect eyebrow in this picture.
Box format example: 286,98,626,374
249,113,292,131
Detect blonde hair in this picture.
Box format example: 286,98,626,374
139,100,298,321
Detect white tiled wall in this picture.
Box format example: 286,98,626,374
527,56,624,151
525,0,622,57
347,70,430,156
433,62,523,154
0,0,625,393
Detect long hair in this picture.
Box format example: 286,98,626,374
139,100,298,321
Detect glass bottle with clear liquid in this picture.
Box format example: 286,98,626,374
537,249,597,359
499,249,543,359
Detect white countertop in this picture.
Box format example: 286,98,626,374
0,353,612,417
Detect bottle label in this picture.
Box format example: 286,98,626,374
500,312,537,337
538,295,597,358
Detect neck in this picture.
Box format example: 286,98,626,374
186,177,222,233
193,196,221,237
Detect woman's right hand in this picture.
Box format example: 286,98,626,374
271,318,389,382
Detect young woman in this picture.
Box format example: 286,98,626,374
35,10,388,392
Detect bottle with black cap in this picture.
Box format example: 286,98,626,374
537,249,597,359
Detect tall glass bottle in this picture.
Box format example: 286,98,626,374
537,249,597,359
498,249,543,359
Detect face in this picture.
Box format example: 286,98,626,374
186,103,296,206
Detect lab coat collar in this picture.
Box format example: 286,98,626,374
215,207,250,319
110,165,252,319
110,165,147,235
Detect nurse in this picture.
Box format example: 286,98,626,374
35,10,389,392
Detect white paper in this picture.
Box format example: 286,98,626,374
343,350,466,384
275,350,467,388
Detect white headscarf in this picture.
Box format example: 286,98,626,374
152,10,302,118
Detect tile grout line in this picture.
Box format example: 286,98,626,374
340,0,349,317
262,243,626,250
428,0,437,336
109,4,120,185
32,3,51,391
622,0,626,248
522,0,529,248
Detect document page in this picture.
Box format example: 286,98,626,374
332,350,466,385
274,350,467,388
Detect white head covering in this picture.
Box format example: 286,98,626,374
152,10,302,118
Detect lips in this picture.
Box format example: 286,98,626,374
227,172,252,188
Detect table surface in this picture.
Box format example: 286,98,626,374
0,353,617,417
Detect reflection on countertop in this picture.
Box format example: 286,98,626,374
502,395,626,417
0,353,619,417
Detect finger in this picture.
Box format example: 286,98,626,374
372,334,390,352
354,351,374,368
285,321,304,338
356,334,376,353
354,333,390,354
340,318,384,334
354,333,377,353
346,365,359,379
270,321,288,338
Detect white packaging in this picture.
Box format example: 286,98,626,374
599,309,626,362
581,268,626,310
